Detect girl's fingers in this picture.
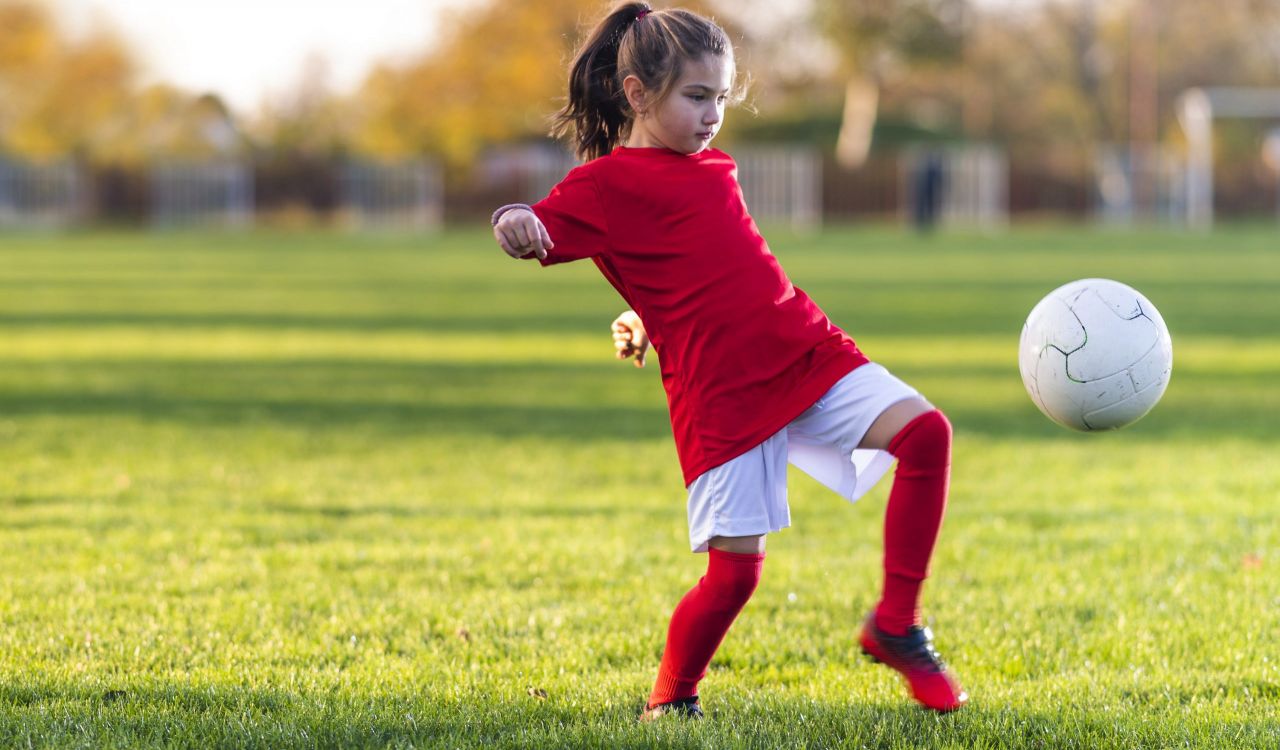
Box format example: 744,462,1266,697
496,215,551,260
610,315,648,364
497,235,520,258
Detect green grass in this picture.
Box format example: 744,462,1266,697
1,225,1278,749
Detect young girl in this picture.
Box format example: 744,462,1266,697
491,2,967,718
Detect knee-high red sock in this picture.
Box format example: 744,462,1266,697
647,548,764,708
875,409,952,636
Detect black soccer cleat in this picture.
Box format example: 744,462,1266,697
639,696,704,722
859,612,968,712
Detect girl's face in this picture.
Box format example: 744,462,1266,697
625,53,734,155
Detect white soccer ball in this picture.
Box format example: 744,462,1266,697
1019,278,1173,431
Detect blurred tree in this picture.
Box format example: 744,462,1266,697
352,0,737,166
353,0,604,164
1155,0,1280,94
92,84,231,165
248,54,354,215
959,0,1128,152
0,1,135,161
0,1,58,152
815,0,969,166
961,0,1280,152
250,53,353,159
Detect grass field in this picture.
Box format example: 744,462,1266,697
1,226,1278,749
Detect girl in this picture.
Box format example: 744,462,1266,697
491,2,967,719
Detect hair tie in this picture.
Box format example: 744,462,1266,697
636,8,651,21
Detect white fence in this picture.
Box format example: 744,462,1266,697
1094,145,1188,224
150,162,254,228
735,147,822,231
901,145,1009,230
487,143,822,230
340,160,444,231
0,159,86,228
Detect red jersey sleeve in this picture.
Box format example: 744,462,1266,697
530,165,609,265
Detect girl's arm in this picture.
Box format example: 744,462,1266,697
492,205,554,261
611,310,649,368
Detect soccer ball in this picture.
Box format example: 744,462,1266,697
1018,278,1172,431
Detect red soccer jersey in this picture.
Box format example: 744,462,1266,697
530,146,868,485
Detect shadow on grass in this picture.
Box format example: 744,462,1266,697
0,390,672,443
259,500,639,521
0,311,611,335
5,297,1279,338
2,353,1269,440
0,680,1274,749
0,356,1275,442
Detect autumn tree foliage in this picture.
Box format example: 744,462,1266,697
0,1,252,167
349,0,735,165
350,0,607,164
0,1,134,160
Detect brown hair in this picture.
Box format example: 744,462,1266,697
551,3,745,162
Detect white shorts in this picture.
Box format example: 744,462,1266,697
685,363,921,552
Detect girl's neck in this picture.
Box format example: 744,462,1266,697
624,130,666,150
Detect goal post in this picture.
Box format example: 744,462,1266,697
1177,87,1280,229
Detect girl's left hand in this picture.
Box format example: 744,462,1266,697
611,310,649,368
494,208,554,260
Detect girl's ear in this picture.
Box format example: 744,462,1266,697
622,75,647,115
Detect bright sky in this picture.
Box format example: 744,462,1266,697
51,0,472,114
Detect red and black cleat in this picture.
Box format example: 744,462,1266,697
859,613,968,712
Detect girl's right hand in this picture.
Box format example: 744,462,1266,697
494,208,554,260
611,310,649,368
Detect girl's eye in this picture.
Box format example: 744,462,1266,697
717,95,727,104
689,94,706,102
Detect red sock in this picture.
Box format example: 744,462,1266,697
875,410,952,636
647,548,764,708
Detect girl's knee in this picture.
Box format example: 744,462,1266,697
888,409,952,468
707,534,766,555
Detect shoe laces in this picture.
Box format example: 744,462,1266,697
911,627,948,670
888,625,948,673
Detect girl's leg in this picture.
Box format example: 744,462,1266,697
858,396,966,711
644,533,765,714
858,397,948,634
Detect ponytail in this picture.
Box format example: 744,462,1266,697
552,2,651,162
552,3,742,162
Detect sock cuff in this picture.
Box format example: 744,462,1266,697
648,666,700,707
